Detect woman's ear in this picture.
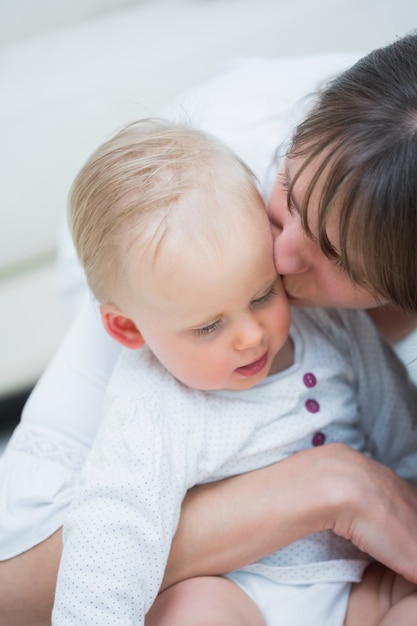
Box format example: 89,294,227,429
100,303,145,349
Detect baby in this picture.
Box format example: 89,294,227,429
53,119,417,626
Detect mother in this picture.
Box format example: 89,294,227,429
2,32,417,626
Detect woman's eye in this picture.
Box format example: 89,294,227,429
334,257,347,273
278,170,297,215
194,320,222,336
279,169,290,191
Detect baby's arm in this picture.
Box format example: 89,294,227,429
52,394,183,626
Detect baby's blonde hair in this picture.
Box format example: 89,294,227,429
69,118,262,303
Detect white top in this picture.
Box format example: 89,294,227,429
52,307,417,625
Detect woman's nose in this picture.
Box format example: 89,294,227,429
273,219,310,276
268,184,307,275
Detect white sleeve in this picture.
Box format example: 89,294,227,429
20,294,120,441
0,295,121,559
52,395,186,626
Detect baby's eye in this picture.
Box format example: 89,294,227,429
251,286,278,307
194,319,223,336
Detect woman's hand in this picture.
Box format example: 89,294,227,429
323,444,417,583
162,443,417,589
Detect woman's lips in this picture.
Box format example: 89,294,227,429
235,351,268,377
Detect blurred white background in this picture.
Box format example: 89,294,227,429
1,0,417,439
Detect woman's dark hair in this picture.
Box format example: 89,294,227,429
289,31,417,312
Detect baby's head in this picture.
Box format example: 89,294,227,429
69,119,291,390
70,119,261,303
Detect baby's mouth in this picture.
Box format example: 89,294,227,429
235,351,268,377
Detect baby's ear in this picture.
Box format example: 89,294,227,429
100,303,145,349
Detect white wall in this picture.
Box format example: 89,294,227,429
0,0,140,44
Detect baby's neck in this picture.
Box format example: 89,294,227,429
267,337,294,377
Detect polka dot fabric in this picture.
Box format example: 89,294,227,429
53,307,417,624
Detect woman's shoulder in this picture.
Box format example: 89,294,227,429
291,306,372,340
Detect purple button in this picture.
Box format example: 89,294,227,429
312,431,326,446
303,372,317,388
305,399,320,413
